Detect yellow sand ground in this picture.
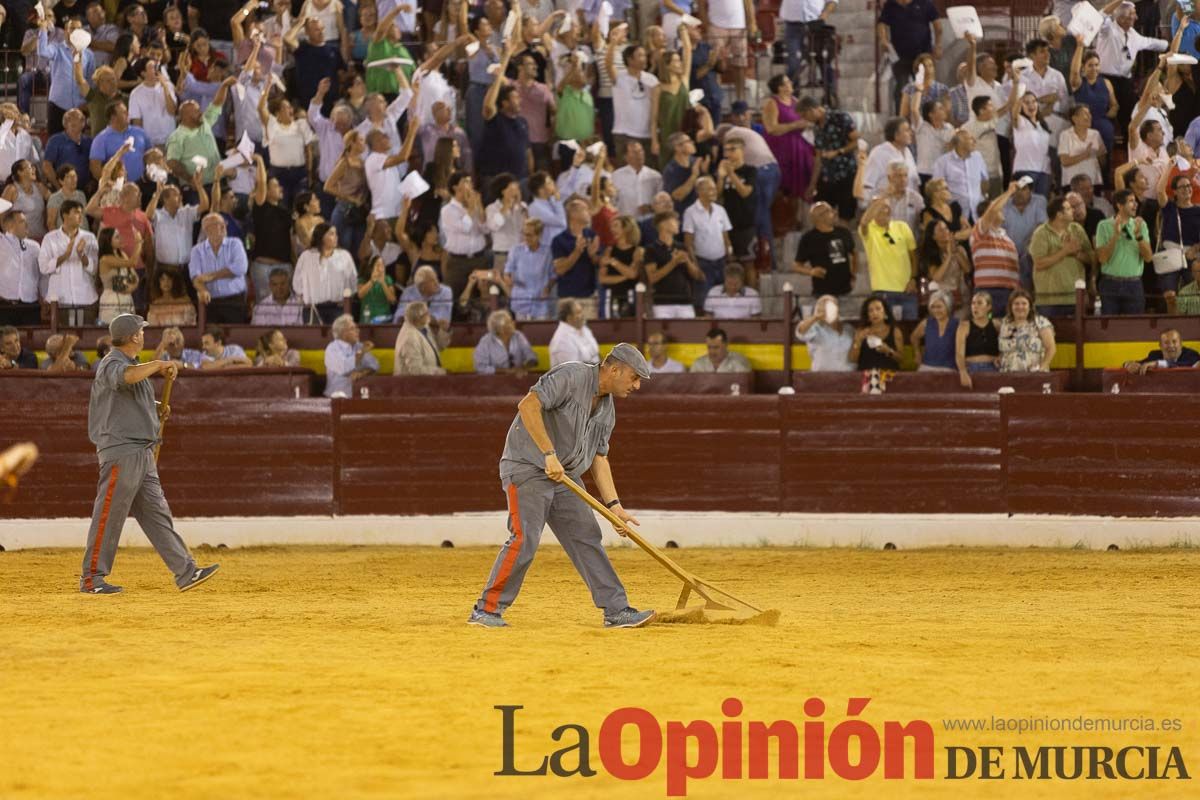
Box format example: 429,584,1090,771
2,545,1197,800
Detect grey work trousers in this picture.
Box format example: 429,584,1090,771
476,475,629,616
80,447,196,590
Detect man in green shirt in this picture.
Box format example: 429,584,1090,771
1030,196,1094,316
366,4,416,96
1094,189,1152,314
165,77,237,187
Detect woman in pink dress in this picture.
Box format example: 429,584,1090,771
761,74,815,199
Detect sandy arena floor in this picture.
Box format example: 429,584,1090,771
2,544,1197,799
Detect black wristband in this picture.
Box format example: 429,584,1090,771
605,498,621,509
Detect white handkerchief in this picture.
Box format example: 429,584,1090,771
486,63,501,75
946,7,983,40
219,154,248,172
237,131,255,162
586,141,604,156
271,72,286,93
1176,155,1190,171
503,9,519,39
559,13,572,34
1168,54,1199,65
146,164,168,184
598,2,613,37
465,41,480,57
191,155,209,170
1011,58,1032,73
0,198,11,215
0,120,13,140
561,139,581,151
399,170,431,199
688,88,705,106
35,2,46,20
680,14,702,27
69,29,92,51
234,83,246,102
572,49,591,64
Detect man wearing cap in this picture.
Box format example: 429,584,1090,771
469,343,656,630
80,313,220,595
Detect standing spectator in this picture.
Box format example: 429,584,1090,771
38,200,98,325
796,294,855,371
690,327,752,372
1095,188,1152,314
606,27,658,163
801,97,859,224
956,291,1001,387
877,0,942,114
551,198,602,318
971,182,1022,314
165,82,236,187
0,325,39,370
1066,188,1106,244
0,105,42,184
1010,90,1053,197
259,93,316,207
849,295,904,370
919,219,971,303
1070,43,1119,156
1058,104,1105,189
96,227,141,325
963,99,1003,200
919,175,969,245
998,289,1056,372
1021,38,1070,142
474,309,538,375
1003,179,1049,289
37,15,95,135
440,172,490,300
554,52,596,168
651,32,693,167
393,302,448,376
128,58,178,148
911,290,958,371
93,183,154,281
703,263,761,318
599,215,644,319
325,315,379,394
1128,96,1170,223
419,100,473,176
323,132,369,256
1156,172,1200,298
703,0,755,104
189,213,249,323
146,267,197,327
687,16,723,126
719,107,783,257
394,266,454,326
683,176,733,294
862,117,920,198
486,174,528,275
42,109,92,193
504,219,556,320
856,153,925,234
3,160,49,243
644,210,704,318
151,179,209,278
80,65,125,138
782,0,838,88
528,172,567,247
793,201,857,315
910,93,953,187
309,80,352,206
898,53,949,121
761,75,814,204
1096,0,1168,134
662,132,705,214
251,267,305,326
858,196,918,320
717,136,757,271
1030,195,1094,317
964,33,1011,180
88,102,150,183
249,155,295,300
513,52,556,173
285,17,345,115
0,210,41,325
364,122,420,223
931,128,988,224
548,298,600,365
293,222,358,323
480,45,532,185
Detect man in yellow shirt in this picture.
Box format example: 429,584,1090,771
858,195,918,319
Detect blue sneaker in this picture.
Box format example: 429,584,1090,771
80,581,123,595
604,607,656,628
467,609,508,628
179,564,220,592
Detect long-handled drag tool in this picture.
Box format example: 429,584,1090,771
153,373,176,463
561,476,780,625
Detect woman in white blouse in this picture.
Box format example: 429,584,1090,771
292,222,358,324
258,91,316,207
1058,104,1104,188
485,173,527,274
1010,90,1052,197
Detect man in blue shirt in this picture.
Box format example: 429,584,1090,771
42,108,92,190
551,198,601,317
662,132,706,213
285,18,344,116
88,101,151,183
1171,5,1200,59
877,0,943,114
687,24,723,126
188,213,249,323
36,15,95,135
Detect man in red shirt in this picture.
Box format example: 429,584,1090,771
969,181,1021,314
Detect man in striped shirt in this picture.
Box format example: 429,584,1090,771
970,181,1022,314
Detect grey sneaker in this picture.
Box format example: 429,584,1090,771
467,609,508,628
80,581,123,595
604,607,656,628
179,564,220,592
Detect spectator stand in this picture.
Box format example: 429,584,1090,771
1101,367,1200,393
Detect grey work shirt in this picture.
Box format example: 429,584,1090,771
499,362,616,485
88,349,160,463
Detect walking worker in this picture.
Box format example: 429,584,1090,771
80,313,220,595
470,344,657,630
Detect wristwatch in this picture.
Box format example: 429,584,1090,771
542,449,556,457
605,498,621,508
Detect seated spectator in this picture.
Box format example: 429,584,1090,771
40,333,89,371
703,264,761,319
1030,196,1094,318
326,314,380,396
189,213,249,323
795,295,855,372
252,267,305,326
690,327,751,373
1095,189,1152,314
96,227,141,325
146,266,197,327
94,335,112,364
154,327,204,370
394,265,454,326
1058,104,1104,190
0,325,38,369
393,301,448,376
254,329,301,368
858,196,919,320
1121,328,1199,374
293,222,358,324
504,218,556,321
911,290,958,372
357,255,397,324
849,295,904,371
548,298,600,366
646,330,685,374
971,182,1023,314
1167,259,1200,314
199,327,253,370
645,210,704,318
998,289,1056,372
473,310,538,375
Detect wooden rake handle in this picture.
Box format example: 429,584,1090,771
153,373,176,463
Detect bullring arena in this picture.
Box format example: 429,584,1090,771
3,318,1199,798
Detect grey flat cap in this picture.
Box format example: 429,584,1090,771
109,313,148,341
606,342,651,379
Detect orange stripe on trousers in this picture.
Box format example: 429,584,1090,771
483,483,524,614
85,465,121,590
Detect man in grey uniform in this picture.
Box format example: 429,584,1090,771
469,343,656,629
80,314,220,594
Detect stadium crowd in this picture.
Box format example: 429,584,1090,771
0,0,1198,387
